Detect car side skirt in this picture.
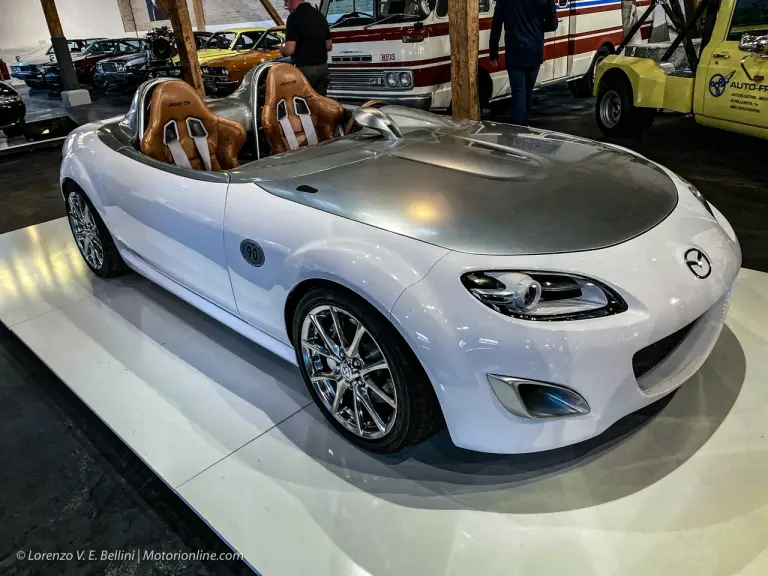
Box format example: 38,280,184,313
119,245,299,366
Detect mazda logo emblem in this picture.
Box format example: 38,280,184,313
684,248,712,279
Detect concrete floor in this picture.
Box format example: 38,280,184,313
0,84,766,575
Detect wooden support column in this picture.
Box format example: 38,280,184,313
191,0,206,31
40,0,80,91
258,0,284,26
157,0,205,97
448,0,480,120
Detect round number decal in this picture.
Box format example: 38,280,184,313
240,240,265,267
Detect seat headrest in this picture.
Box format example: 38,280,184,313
261,63,344,154
141,80,246,171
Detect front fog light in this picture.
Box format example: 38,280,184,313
488,375,590,419
386,72,398,88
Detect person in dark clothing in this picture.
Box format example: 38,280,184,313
280,0,333,95
489,0,558,125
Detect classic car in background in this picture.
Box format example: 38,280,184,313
194,31,214,49
97,31,211,92
10,38,105,88
0,81,25,138
175,28,269,64
42,38,149,90
202,26,284,96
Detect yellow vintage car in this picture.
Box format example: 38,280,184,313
175,28,270,65
202,27,285,96
594,0,768,139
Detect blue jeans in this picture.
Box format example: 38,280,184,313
506,66,540,126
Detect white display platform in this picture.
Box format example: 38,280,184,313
2,218,768,576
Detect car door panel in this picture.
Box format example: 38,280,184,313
701,0,768,129
100,147,238,314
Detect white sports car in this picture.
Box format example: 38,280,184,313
60,62,741,454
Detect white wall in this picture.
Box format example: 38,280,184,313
0,0,127,51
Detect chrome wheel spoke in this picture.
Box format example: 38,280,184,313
364,378,396,409
310,313,340,358
329,306,346,353
301,340,337,361
347,322,366,359
356,388,386,433
310,371,337,383
360,360,387,378
352,390,363,435
332,379,348,414
82,204,95,227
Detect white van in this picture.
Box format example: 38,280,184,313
320,0,652,109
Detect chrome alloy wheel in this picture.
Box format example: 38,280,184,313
300,305,397,440
599,89,622,129
67,191,104,270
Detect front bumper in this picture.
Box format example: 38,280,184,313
11,69,47,86
328,91,432,110
391,196,741,454
203,77,239,96
101,70,147,90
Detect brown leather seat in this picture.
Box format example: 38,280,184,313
141,80,246,171
261,63,344,155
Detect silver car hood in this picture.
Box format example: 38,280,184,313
250,122,678,256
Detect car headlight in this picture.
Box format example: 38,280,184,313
386,72,398,88
462,271,627,321
399,72,412,87
680,177,714,218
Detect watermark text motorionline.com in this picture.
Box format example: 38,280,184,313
16,549,242,562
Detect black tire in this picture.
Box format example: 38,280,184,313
2,121,25,138
90,67,107,90
595,73,654,137
64,184,129,278
568,44,612,98
292,286,442,453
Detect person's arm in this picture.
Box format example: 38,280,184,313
544,0,560,32
489,0,503,66
280,15,297,56
281,41,296,56
325,22,332,51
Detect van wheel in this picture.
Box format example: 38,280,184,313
595,74,654,137
569,45,612,97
